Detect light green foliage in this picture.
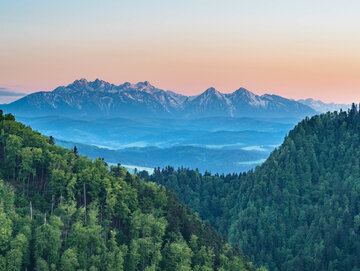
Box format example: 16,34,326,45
0,209,12,252
34,217,62,267
5,134,22,180
60,248,79,271
128,212,167,270
163,239,193,271
0,181,13,253
0,113,256,270
104,231,127,271
0,255,5,270
35,257,49,271
6,233,28,271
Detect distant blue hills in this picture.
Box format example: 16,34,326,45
14,114,292,174
3,79,349,174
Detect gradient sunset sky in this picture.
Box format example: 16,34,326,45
1,0,359,103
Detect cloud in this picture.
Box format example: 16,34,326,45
0,88,26,96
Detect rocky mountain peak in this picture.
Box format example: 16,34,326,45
201,87,223,98
70,78,89,88
233,87,253,96
2,79,317,118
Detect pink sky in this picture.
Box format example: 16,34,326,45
1,1,359,104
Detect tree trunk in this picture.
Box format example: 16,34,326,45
51,195,54,216
30,201,33,220
23,177,25,195
100,202,104,224
84,182,87,223
41,167,44,190
27,175,30,196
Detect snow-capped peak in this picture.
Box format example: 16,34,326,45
202,87,224,98
65,78,114,92
14,78,316,119
71,78,89,87
230,87,266,107
298,98,350,113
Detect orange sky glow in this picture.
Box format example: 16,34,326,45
1,0,359,103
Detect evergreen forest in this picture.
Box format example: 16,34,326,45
146,105,360,270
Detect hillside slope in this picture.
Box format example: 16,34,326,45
0,110,260,271
146,105,360,270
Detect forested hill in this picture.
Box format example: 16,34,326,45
146,105,360,271
0,110,262,271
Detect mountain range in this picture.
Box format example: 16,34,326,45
298,98,350,113
2,78,317,118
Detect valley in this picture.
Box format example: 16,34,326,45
2,1,359,270
17,115,292,174
1,79,315,174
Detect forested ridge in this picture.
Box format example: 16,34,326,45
0,110,261,271
146,105,360,271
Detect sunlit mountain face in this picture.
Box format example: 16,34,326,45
2,79,316,119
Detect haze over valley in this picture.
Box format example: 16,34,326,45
2,1,360,270
2,78,339,174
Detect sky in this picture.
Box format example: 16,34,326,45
0,0,359,103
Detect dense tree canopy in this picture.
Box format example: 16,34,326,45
145,105,360,270
0,110,258,271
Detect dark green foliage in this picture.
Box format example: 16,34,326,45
0,113,256,270
146,105,360,270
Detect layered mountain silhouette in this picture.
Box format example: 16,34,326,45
298,98,350,113
2,78,316,118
